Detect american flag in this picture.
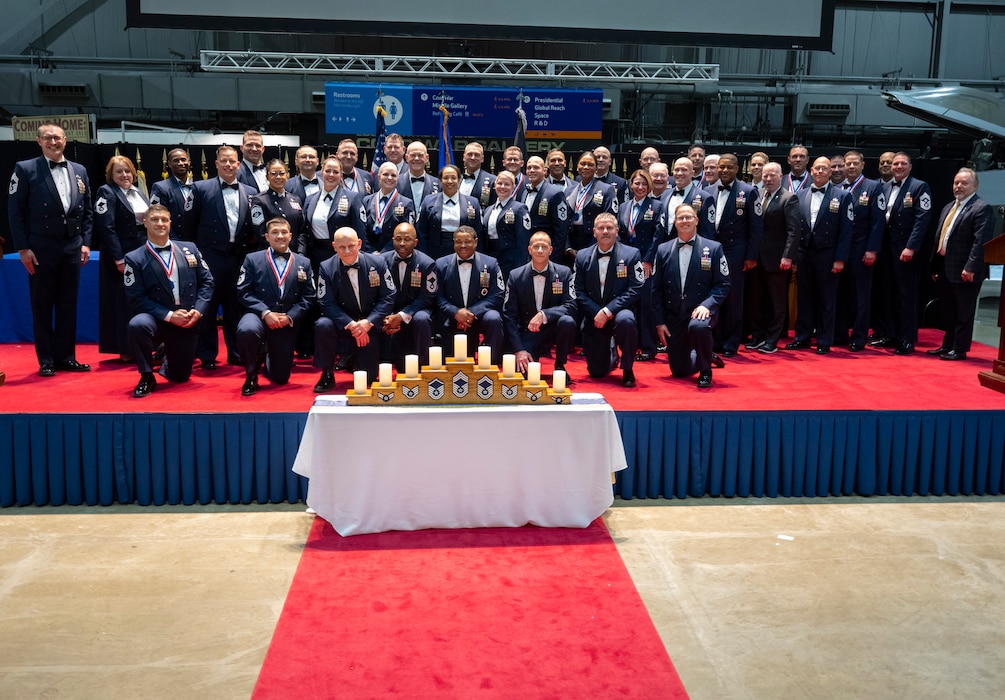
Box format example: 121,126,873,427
372,104,388,170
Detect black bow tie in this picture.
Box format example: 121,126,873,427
719,185,730,192
812,187,827,194
891,181,902,188
597,250,613,258
842,182,851,189
154,245,172,253
679,239,694,246
342,262,360,271
411,177,425,183
252,164,266,172
673,190,685,197
463,173,476,180
49,160,68,169
457,259,473,266
272,252,290,261
527,186,538,193
532,269,548,277
222,182,239,190
445,199,456,206
394,255,411,265
304,178,318,186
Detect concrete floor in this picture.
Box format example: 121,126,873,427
3,498,1005,699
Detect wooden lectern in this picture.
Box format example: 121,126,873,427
978,235,1005,393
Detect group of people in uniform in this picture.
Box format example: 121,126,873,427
7,124,994,397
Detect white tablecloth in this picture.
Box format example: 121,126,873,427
293,393,627,535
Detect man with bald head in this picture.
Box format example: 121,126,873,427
313,226,395,392
381,222,437,368
593,146,628,202
518,155,570,264
640,147,661,172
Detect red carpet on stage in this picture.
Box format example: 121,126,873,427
2,329,1003,413
252,517,688,700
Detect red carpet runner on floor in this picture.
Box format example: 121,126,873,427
252,517,688,700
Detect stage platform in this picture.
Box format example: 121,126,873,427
2,328,1004,508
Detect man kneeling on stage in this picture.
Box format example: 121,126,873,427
123,204,214,398
236,218,316,396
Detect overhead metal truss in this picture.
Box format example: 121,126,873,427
199,51,719,84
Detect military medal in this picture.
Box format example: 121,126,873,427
146,240,175,279
904,192,913,208
701,247,711,271
368,266,380,287
551,276,563,295
616,260,627,278
410,268,422,287
268,251,291,290
467,204,476,220
829,198,840,213
373,190,398,234
337,196,349,215
574,181,593,225
504,209,515,225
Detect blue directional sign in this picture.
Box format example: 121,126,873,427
325,83,603,139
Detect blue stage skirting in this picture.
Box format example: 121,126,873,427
1,252,100,343
2,410,1004,507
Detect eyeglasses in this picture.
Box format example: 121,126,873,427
675,215,697,222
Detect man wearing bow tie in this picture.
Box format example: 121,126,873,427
927,168,994,361
785,157,854,355
284,145,321,203
460,141,496,207
434,226,505,363
503,232,578,382
237,130,269,192
782,145,811,193
575,213,644,387
396,141,441,203
337,139,374,197
593,146,628,202
235,218,316,396
8,122,94,377
188,145,257,369
518,156,569,265
652,204,730,388
380,222,437,369
150,148,193,239
313,227,395,392
123,205,214,398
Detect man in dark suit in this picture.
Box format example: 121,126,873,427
397,141,441,203
593,146,628,202
460,142,496,207
284,145,321,203
236,129,268,192
747,162,800,354
785,157,854,354
501,146,527,193
187,145,258,368
927,168,995,361
235,218,316,396
149,148,192,239
503,231,578,381
434,226,505,363
575,212,644,387
707,153,763,357
836,150,887,351
364,162,416,253
782,145,811,193
518,156,570,265
337,139,374,197
313,227,395,392
872,152,933,355
652,203,731,388
656,158,709,240
380,222,437,369
8,122,94,376
123,205,214,397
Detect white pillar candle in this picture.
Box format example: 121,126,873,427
527,361,541,385
454,334,468,361
552,369,566,393
477,346,492,369
501,354,516,378
428,347,442,370
353,370,368,394
404,355,419,378
378,363,393,387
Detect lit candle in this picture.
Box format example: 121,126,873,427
353,370,367,394
454,334,468,362
527,361,541,385
552,369,566,393
428,347,442,370
501,354,516,378
378,363,393,387
404,355,419,378
477,346,492,369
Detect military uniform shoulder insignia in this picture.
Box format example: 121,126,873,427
919,192,931,211
95,197,108,215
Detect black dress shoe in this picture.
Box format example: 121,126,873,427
848,342,864,353
721,349,737,358
926,347,950,356
227,354,242,366
38,363,56,377
241,373,259,397
334,356,352,371
816,345,831,355
55,359,91,372
785,340,810,350
133,373,156,398
697,370,713,388
744,340,765,350
758,344,778,354
894,342,915,355
201,359,218,370
869,337,895,348
940,350,966,361
635,351,654,362
711,353,725,369
656,343,667,354
621,370,636,388
313,370,336,393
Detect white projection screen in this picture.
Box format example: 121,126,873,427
127,1,835,51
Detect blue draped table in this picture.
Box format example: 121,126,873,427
2,409,1004,507
1,251,100,343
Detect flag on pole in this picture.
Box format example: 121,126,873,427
514,103,528,154
372,104,388,171
438,103,453,168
